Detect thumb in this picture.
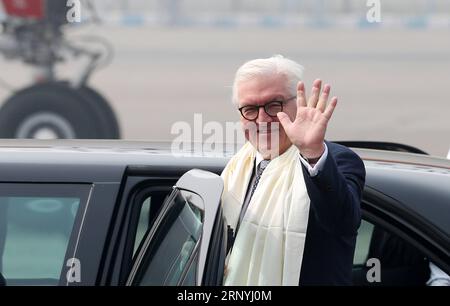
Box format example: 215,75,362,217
277,112,292,130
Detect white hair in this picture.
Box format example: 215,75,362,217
231,54,304,105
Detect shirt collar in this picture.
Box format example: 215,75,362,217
255,151,272,169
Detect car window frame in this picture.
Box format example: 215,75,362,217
131,188,171,257
97,173,181,286
126,187,203,286
100,168,225,286
125,186,175,261
124,169,225,286
117,180,176,284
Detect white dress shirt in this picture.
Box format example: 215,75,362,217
427,262,450,286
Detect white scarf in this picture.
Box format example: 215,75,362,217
221,142,311,285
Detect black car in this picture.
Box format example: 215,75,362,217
0,140,448,286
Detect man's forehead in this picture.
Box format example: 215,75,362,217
237,75,290,105
239,94,287,106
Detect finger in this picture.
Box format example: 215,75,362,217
316,84,331,112
323,97,337,121
307,79,322,108
296,81,307,108
277,112,293,130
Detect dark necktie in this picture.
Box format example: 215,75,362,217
227,159,271,253
235,159,270,233
247,159,270,204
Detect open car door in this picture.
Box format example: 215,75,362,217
126,169,226,286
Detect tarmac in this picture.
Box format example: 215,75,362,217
0,25,449,157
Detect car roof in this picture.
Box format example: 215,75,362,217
355,147,450,170
0,139,231,183
0,139,448,170
0,138,446,157
0,139,234,158
0,139,449,178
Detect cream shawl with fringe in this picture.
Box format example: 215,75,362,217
221,142,311,285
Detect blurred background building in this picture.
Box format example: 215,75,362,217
0,0,449,156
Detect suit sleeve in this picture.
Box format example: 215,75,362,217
301,145,366,236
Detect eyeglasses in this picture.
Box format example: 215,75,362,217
238,96,296,121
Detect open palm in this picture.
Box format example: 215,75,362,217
277,79,337,158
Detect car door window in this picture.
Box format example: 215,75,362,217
353,218,429,286
133,189,172,256
134,197,151,254
354,220,375,266
0,184,90,286
130,189,203,286
181,252,199,286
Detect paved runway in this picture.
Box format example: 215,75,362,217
0,25,449,157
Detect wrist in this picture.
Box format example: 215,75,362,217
300,153,321,165
299,143,325,161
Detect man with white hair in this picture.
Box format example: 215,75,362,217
221,55,366,285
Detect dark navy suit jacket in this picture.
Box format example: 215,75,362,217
299,141,366,285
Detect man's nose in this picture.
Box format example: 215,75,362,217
256,107,272,123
